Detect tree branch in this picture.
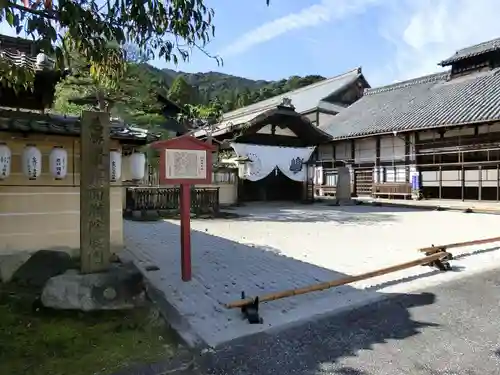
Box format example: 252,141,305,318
8,1,58,20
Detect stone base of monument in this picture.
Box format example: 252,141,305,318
41,262,146,311
334,198,355,206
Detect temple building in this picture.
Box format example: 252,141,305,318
315,37,500,201
193,68,370,202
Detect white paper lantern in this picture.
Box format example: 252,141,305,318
129,152,146,180
109,149,122,182
0,143,11,180
22,145,42,180
49,146,68,180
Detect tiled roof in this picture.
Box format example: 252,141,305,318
317,100,346,113
0,110,159,143
193,67,364,138
0,50,55,71
0,34,55,71
440,37,500,66
320,68,500,140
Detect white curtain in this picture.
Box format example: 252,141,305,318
275,146,315,182
231,143,277,181
231,143,315,182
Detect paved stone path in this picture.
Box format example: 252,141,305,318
122,203,500,348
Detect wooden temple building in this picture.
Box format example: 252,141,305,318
193,68,369,202
317,37,500,201
194,37,500,203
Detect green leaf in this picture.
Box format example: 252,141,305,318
5,9,14,26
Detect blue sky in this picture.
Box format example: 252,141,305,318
152,0,500,86
2,0,500,87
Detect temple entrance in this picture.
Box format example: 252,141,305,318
202,102,334,203
239,168,303,201
232,143,314,203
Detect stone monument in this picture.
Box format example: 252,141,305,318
336,166,353,205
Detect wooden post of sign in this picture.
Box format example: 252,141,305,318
179,183,192,281
150,136,215,282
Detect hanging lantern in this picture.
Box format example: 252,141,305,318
129,152,146,180
0,143,11,180
22,145,42,180
49,146,68,180
109,149,122,182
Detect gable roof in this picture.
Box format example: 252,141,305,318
440,37,500,66
194,67,366,138
320,68,500,140
0,109,160,144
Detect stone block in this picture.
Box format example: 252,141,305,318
10,250,75,287
41,262,146,311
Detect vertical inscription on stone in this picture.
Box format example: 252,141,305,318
80,111,111,273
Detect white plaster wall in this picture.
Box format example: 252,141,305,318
318,144,334,160
354,138,376,164
335,141,351,161
380,136,405,162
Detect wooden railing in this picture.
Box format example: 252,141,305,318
144,166,237,186
125,187,220,214
372,183,412,198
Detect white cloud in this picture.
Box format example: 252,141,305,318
220,0,500,86
374,0,500,84
218,0,378,58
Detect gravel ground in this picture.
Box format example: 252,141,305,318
199,267,500,375
123,203,500,348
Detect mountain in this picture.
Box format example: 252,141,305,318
162,68,271,92
162,69,272,102
53,62,326,132
161,68,326,112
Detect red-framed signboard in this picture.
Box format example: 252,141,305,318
150,135,215,281
151,135,215,185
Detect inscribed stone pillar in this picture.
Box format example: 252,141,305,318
80,111,111,273
336,166,352,205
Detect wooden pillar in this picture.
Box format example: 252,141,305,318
331,143,335,166
497,163,500,202
438,165,443,199
404,134,411,182
478,165,482,201
375,137,381,167
374,137,380,197
80,111,111,274
461,164,465,201
350,139,356,197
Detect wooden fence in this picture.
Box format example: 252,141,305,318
144,165,237,186
125,187,220,214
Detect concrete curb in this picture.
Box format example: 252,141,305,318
356,199,500,215
119,257,209,351
145,282,208,350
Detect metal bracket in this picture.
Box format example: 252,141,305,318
240,291,263,324
422,247,453,271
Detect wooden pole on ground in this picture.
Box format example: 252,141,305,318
419,236,500,254
225,251,450,309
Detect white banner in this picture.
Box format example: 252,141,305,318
231,143,315,182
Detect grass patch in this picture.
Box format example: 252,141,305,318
0,284,179,375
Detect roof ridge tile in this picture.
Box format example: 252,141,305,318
365,72,449,96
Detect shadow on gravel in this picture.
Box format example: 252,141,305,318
220,202,424,224
199,291,437,375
